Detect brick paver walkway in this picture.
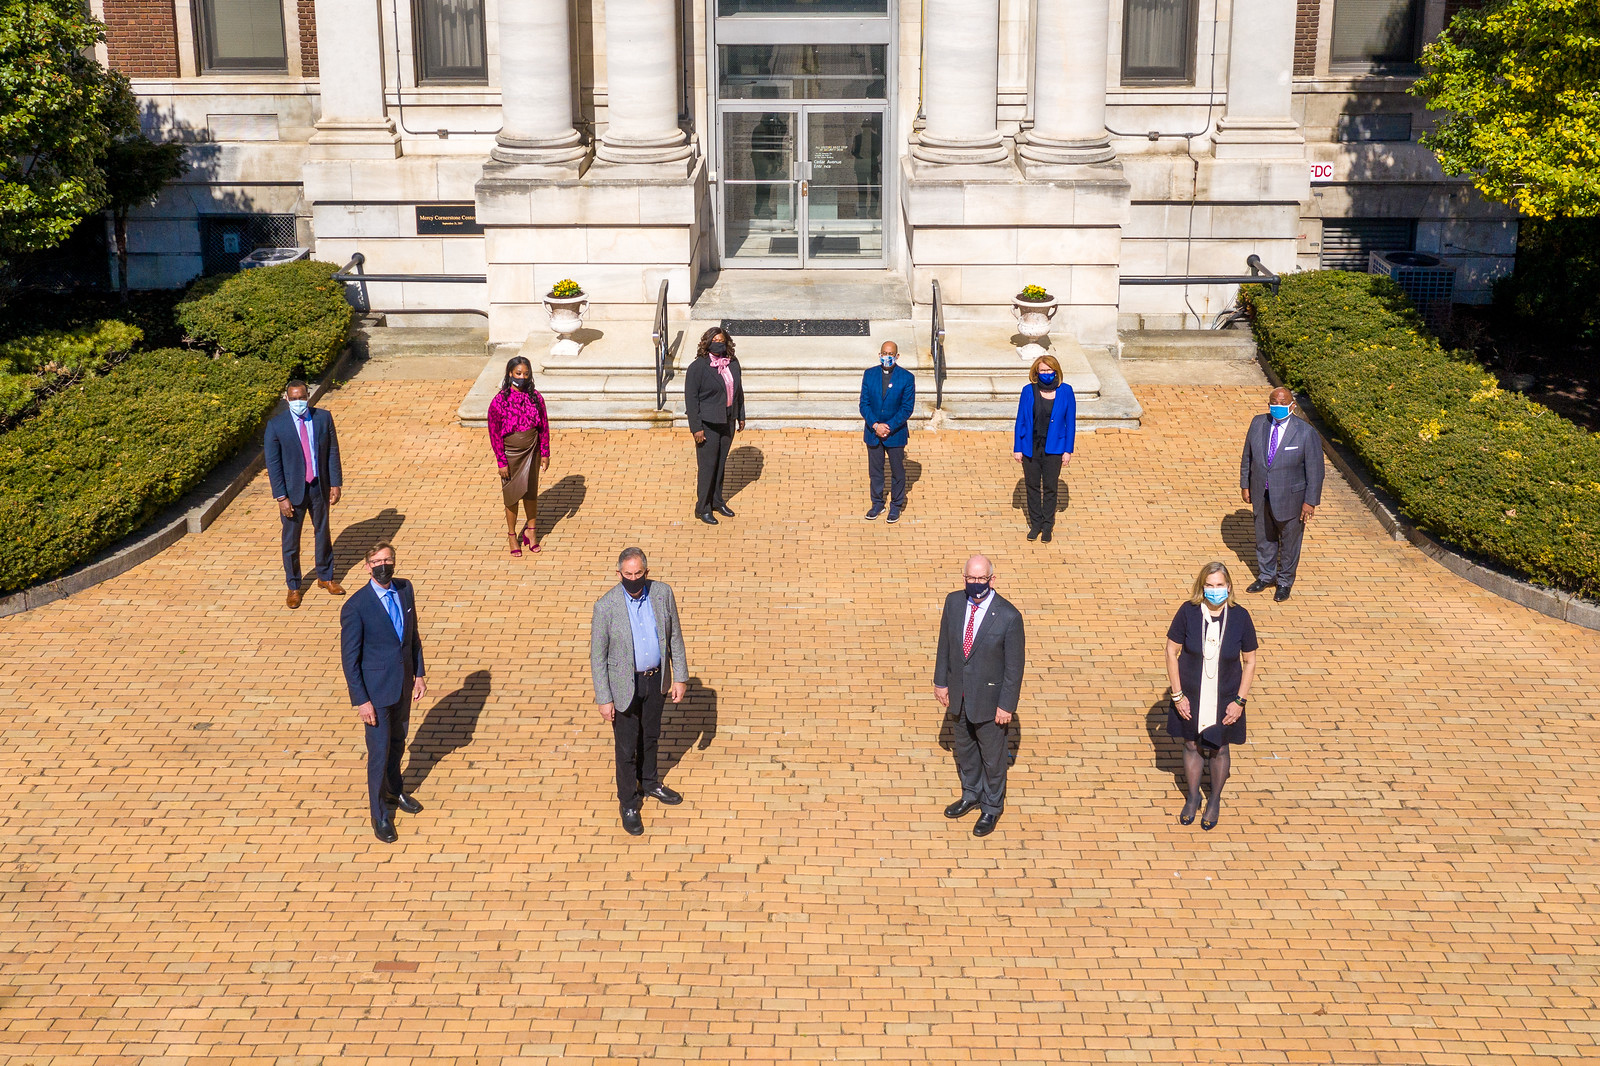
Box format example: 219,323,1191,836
3,381,1598,1064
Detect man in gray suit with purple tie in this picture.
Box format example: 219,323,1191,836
1240,387,1325,602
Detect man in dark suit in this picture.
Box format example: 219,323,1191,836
1240,386,1326,602
264,380,343,609
859,340,916,522
934,554,1026,837
339,542,427,843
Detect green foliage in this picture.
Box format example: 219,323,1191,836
1491,217,1600,342
0,347,287,592
548,278,583,298
1412,0,1600,219
0,0,136,256
175,260,354,378
103,125,189,295
1243,270,1600,597
0,288,186,348
0,319,142,420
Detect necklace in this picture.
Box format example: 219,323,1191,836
1202,606,1226,680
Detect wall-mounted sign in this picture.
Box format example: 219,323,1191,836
416,203,482,235
1309,162,1335,184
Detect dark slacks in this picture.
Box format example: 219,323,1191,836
612,670,666,808
695,418,735,514
952,712,1009,816
363,694,411,824
867,442,906,510
1254,491,1307,588
281,477,333,590
1021,452,1063,531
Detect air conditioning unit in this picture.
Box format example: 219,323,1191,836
1368,250,1454,331
239,246,310,270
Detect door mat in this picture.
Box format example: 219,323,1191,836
722,319,871,337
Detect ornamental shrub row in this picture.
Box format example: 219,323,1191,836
0,321,144,421
0,348,287,593
1243,270,1600,598
176,259,353,379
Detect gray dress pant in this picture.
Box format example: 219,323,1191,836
952,713,1009,816
1254,490,1306,588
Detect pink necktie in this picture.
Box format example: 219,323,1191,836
297,417,314,482
963,603,977,658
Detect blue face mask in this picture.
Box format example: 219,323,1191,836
1203,587,1229,606
1269,403,1291,421
288,399,310,418
880,355,896,369
1037,373,1056,386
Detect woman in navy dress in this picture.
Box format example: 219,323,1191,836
1165,561,1258,830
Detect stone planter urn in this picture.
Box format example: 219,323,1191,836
544,291,588,357
1012,290,1058,361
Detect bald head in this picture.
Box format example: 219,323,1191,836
1269,386,1294,405
879,340,899,358
964,554,994,580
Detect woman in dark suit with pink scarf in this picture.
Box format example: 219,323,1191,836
684,327,745,525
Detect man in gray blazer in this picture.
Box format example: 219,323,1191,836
934,554,1026,838
1240,386,1326,602
591,547,688,836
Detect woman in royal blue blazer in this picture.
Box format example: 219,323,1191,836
1012,354,1075,542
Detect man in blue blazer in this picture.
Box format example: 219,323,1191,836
264,380,343,609
339,542,428,843
859,340,916,522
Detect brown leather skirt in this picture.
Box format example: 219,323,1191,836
500,430,540,510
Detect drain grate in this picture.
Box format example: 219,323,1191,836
722,319,870,337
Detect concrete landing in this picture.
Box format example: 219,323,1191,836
690,269,913,321
352,324,489,381
1118,326,1267,388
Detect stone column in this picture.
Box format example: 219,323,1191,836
1213,0,1303,155
491,0,588,171
910,0,1008,167
308,0,398,156
593,0,693,171
1019,0,1115,171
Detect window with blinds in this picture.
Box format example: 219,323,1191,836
194,0,288,73
1319,218,1417,271
1330,0,1427,70
1122,0,1197,84
413,0,488,83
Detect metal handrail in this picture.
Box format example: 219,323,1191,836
1121,254,1281,296
930,278,947,410
334,252,488,316
651,279,670,412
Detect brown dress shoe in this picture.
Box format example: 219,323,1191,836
285,588,303,609
317,579,345,595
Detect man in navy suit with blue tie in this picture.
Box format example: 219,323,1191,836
859,340,916,522
340,542,427,843
264,380,343,609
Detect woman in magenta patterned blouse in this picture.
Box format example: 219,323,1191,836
487,356,550,555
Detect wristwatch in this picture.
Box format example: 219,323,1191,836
1233,696,1248,708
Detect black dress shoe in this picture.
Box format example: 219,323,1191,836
697,512,718,525
715,504,735,517
372,817,398,843
621,807,644,835
973,812,1000,837
1040,529,1052,543
1274,585,1292,602
645,784,683,805
383,793,423,814
1247,579,1273,594
944,797,979,819
1026,528,1040,541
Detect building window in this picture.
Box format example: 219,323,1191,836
200,214,298,275
413,0,487,83
1319,218,1417,271
1330,0,1427,71
193,0,289,73
1121,0,1196,85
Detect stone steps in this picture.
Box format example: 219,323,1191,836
1119,327,1257,361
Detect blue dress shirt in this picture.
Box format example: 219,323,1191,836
625,583,662,672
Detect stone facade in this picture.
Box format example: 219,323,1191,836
109,0,1516,345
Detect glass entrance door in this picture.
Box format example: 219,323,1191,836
720,105,884,266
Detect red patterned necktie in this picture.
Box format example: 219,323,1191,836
297,417,314,483
963,601,977,658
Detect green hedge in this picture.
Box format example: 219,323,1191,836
0,321,144,421
1243,271,1600,598
176,260,353,379
0,348,287,592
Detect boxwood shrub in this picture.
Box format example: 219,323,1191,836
0,348,287,592
0,321,144,421
1243,271,1600,598
176,260,353,379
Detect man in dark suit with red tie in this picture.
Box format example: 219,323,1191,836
933,554,1026,837
340,542,427,843
264,380,343,608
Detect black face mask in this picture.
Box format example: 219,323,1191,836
966,580,991,601
510,378,531,392
371,562,395,585
707,342,727,355
621,575,648,597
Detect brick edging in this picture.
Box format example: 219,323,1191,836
0,345,361,618
1257,354,1600,633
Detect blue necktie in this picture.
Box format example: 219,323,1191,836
384,589,404,640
